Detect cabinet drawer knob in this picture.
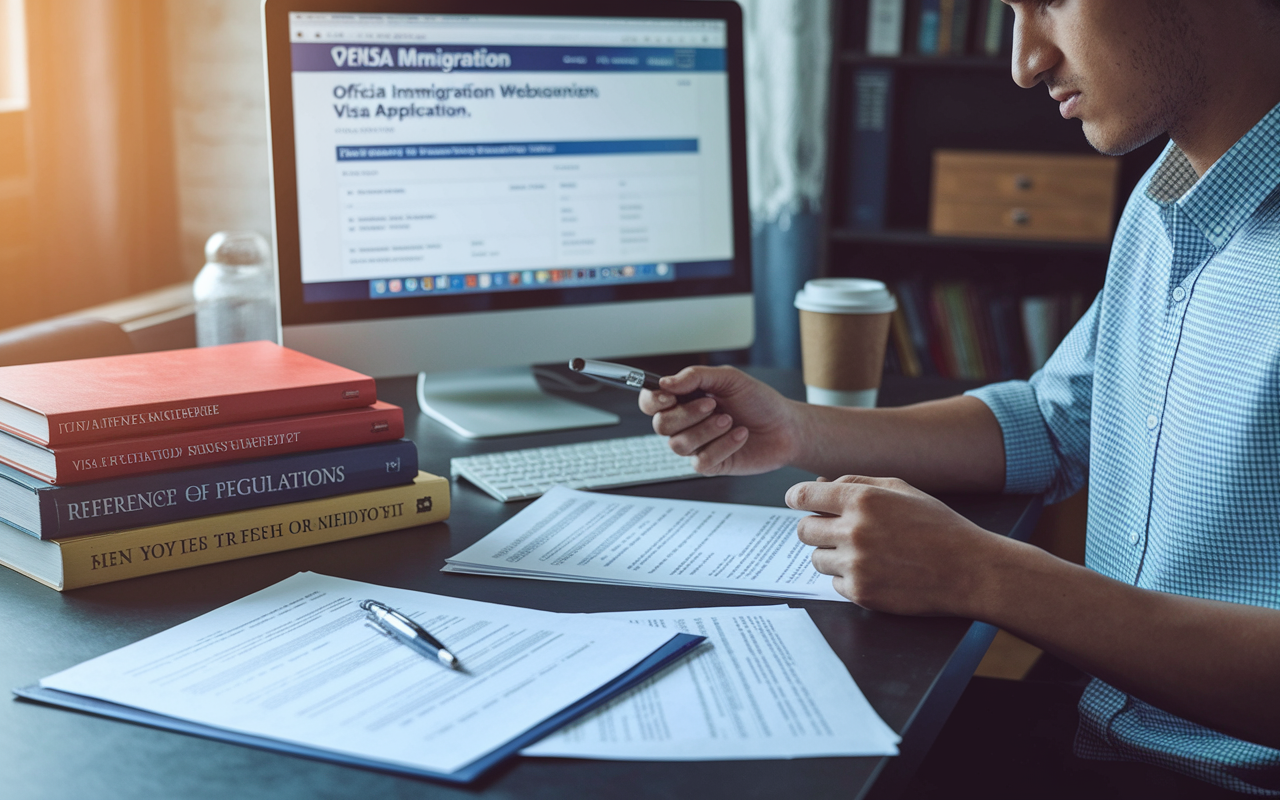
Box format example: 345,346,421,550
1014,174,1034,191
1011,208,1031,226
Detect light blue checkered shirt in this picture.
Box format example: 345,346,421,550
969,101,1280,795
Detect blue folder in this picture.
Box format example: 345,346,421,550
14,631,704,785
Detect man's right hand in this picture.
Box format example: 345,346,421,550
639,366,803,476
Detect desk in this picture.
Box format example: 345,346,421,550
0,369,1039,800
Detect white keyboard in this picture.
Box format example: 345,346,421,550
451,435,704,502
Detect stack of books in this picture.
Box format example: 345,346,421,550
0,341,448,591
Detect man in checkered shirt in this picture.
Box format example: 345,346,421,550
642,0,1280,796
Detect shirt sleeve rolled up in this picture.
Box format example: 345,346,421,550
965,294,1099,503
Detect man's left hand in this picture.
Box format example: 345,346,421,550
786,475,1004,616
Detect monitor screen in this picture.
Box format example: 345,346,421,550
263,1,751,390
273,5,747,323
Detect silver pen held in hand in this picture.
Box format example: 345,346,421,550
568,358,708,403
360,599,466,672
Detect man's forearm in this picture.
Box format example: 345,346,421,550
792,395,1006,494
976,538,1280,749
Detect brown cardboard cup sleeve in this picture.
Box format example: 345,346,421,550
794,280,897,407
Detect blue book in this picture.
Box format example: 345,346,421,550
845,67,895,230
0,439,418,540
917,0,942,54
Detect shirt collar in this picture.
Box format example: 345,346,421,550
1145,100,1280,250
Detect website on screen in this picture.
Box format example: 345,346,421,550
288,13,734,303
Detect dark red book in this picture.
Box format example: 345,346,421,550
0,341,375,446
0,401,404,484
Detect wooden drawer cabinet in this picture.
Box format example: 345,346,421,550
930,150,1120,242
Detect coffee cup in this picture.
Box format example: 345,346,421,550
794,278,897,407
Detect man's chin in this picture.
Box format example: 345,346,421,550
1081,119,1164,157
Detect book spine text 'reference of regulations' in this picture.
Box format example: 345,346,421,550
53,472,447,590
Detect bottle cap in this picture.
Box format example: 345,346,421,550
206,231,271,266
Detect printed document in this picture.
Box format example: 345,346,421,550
523,606,899,760
444,487,846,601
36,572,682,776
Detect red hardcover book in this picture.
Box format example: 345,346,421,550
928,283,958,379
0,401,404,484
0,341,375,446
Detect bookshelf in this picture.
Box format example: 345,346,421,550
822,0,1167,380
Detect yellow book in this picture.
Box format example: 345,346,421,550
0,471,448,591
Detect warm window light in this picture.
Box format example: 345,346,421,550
0,0,28,113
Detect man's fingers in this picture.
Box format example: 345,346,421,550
690,426,749,474
638,388,676,416
658,364,756,398
786,475,917,515
785,480,862,516
668,411,736,457
809,546,846,578
831,474,900,487
795,515,852,548
657,366,712,396
651,396,718,436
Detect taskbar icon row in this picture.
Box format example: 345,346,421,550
369,263,673,298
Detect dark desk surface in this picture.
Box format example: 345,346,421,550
1,370,1039,800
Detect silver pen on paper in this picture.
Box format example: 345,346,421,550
360,599,465,672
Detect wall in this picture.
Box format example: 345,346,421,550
166,0,273,276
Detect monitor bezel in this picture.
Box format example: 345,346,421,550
262,0,751,329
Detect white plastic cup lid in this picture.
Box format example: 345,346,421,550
794,278,897,315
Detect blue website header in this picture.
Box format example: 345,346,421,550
291,43,726,73
335,139,698,162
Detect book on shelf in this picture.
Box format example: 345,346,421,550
988,294,1029,379
916,0,942,55
0,340,375,447
0,438,418,540
894,280,941,376
993,0,1015,57
866,0,906,56
845,67,895,230
0,399,405,485
0,471,449,591
932,284,960,376
889,306,923,377
949,0,972,55
941,282,984,379
886,279,1084,382
973,0,1010,56
1021,296,1059,372
935,0,956,56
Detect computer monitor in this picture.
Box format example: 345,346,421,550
262,1,752,437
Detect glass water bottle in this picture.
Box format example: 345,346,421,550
193,231,277,347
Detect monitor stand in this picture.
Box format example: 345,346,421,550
416,367,620,439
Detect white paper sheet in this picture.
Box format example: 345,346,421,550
38,572,680,776
522,606,899,760
444,487,846,602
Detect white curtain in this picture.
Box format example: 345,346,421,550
740,0,832,227
736,0,832,367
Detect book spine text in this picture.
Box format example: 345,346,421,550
59,472,448,590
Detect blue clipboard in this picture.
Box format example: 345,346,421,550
14,632,704,785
